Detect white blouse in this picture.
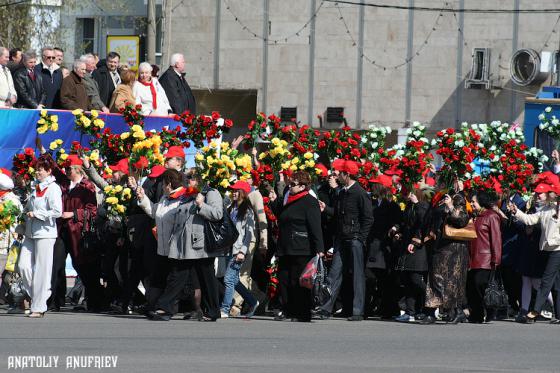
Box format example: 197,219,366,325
132,78,172,116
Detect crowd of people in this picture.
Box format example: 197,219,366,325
1,47,560,325
0,46,196,116
1,137,560,324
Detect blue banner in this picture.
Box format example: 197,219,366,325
0,108,197,169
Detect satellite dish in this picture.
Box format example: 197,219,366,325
510,48,549,86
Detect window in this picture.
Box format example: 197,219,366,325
78,18,95,54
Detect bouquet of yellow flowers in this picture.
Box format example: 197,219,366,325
130,133,165,171
73,109,105,136
0,200,21,233
103,184,132,218
258,137,290,175
281,151,320,176
195,141,250,192
36,109,59,134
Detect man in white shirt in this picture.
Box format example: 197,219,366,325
0,47,17,107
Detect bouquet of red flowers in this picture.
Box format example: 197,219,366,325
434,125,481,187
244,112,278,148
12,148,36,181
119,102,145,128
291,125,321,155
175,111,233,148
398,122,433,190
158,126,190,151
319,126,366,162
497,139,534,194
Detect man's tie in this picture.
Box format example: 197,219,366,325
28,69,35,81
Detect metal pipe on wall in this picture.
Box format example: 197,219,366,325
405,0,414,126
262,0,269,114
307,0,317,126
356,2,365,128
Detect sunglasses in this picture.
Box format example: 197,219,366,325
289,182,301,187
44,56,56,60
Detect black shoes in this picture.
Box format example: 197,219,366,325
451,312,467,324
347,315,363,321
420,315,436,324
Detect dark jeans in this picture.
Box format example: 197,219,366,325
400,271,426,316
321,239,365,316
153,256,220,319
48,238,67,309
467,269,495,322
501,264,521,312
365,268,400,318
534,251,560,314
278,255,313,321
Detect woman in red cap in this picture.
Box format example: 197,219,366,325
509,184,560,323
220,180,259,318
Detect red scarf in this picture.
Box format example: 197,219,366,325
35,185,49,197
285,190,309,206
169,186,198,200
0,190,9,199
139,80,157,110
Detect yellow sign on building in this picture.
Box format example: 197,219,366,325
106,36,140,71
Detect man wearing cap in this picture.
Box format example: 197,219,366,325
318,159,373,321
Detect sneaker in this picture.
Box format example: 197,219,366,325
315,309,331,320
242,301,259,318
220,311,229,319
394,314,414,322
347,315,364,321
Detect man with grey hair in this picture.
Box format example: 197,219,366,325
60,60,89,110
0,46,17,107
34,46,63,108
13,49,46,109
80,54,109,113
158,53,196,115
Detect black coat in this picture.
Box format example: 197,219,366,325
276,193,324,257
316,181,338,251
158,67,196,115
332,182,373,244
395,201,430,272
366,198,402,269
92,65,117,107
13,66,46,108
34,63,62,108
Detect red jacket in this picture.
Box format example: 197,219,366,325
53,167,97,264
470,209,502,269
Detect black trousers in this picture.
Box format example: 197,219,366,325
400,271,426,316
100,233,127,303
534,251,560,314
467,269,495,322
500,264,521,312
48,238,67,309
153,256,220,319
365,267,400,318
278,255,313,321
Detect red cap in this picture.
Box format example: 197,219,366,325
109,159,130,175
332,159,360,176
535,171,560,187
165,146,185,159
0,168,12,177
66,154,83,166
230,180,251,194
149,165,166,178
550,184,560,195
369,174,393,188
535,183,552,194
316,163,328,178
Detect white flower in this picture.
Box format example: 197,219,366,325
361,137,368,143
406,128,412,135
464,172,471,179
552,118,559,126
385,127,392,133
413,130,421,137
545,106,552,113
456,140,465,147
372,142,378,148
539,124,546,130
371,133,377,138
539,114,546,121
419,125,425,131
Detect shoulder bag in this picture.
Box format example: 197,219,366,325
442,218,477,241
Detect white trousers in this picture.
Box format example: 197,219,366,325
18,237,56,313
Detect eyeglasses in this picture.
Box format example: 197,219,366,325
289,182,300,187
43,56,56,60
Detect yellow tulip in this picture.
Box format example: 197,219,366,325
104,186,112,193
28,167,35,174
209,141,218,148
114,185,123,193
220,142,230,151
56,139,63,145
202,146,209,153
116,204,125,214
90,110,99,118
219,179,230,188
195,153,204,161
51,115,58,123
304,152,314,160
259,152,266,160
40,109,47,116
94,119,104,128
120,132,130,140
89,151,99,161
271,137,280,146
106,197,118,205
72,109,83,116
290,165,298,171
37,119,45,125
51,122,58,131
131,125,142,133
59,153,68,161
291,157,300,165
59,148,65,154
49,141,58,150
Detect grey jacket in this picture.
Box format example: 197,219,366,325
230,206,255,256
83,73,105,110
139,188,223,259
24,176,63,239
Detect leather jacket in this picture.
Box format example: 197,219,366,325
470,209,502,269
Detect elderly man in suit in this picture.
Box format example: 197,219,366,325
158,53,196,115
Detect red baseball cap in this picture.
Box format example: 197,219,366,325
109,159,130,175
535,171,560,187
535,183,552,194
165,146,185,159
332,159,360,176
66,154,83,166
369,174,393,188
230,180,251,194
148,165,166,178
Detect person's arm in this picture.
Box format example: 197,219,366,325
82,159,109,189
196,189,223,222
359,190,374,244
136,188,157,218
249,191,268,250
512,209,540,226
489,213,503,268
84,77,106,110
306,198,325,254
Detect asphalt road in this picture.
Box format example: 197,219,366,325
1,311,559,373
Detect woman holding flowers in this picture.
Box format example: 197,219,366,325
18,155,62,318
137,169,223,321
220,181,259,318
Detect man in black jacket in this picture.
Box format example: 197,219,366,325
92,51,120,107
158,53,196,115
318,159,373,321
13,50,46,109
34,47,62,108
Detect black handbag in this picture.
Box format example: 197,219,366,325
80,210,100,257
484,269,509,309
312,257,331,308
204,202,239,254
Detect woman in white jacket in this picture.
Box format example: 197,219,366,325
18,155,63,318
508,183,560,323
220,181,258,319
132,62,172,116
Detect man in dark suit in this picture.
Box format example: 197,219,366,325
92,51,120,107
34,47,63,108
13,49,46,109
158,53,196,115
